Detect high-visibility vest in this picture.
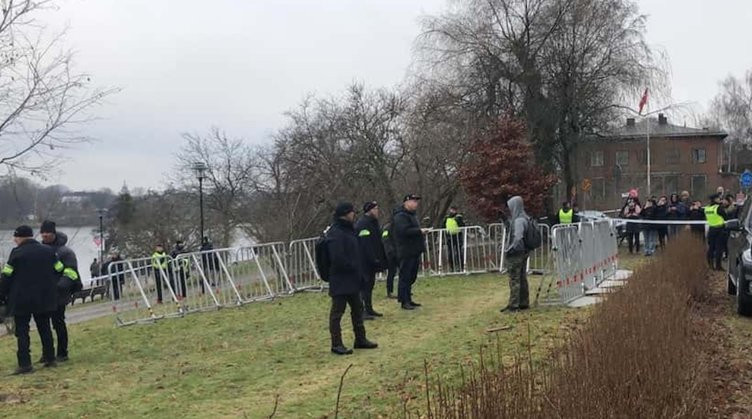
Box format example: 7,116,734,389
559,209,574,224
445,216,460,235
152,252,168,269
704,205,725,228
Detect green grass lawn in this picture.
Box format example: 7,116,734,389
0,272,587,418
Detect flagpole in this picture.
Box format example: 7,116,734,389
646,95,651,197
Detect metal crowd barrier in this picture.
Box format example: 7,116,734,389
287,237,325,291
420,226,491,276
108,256,183,326
526,223,551,275
487,223,508,272
551,224,585,304
233,243,293,301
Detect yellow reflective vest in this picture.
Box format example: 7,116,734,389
151,251,168,270
445,216,460,235
704,205,725,228
558,209,574,224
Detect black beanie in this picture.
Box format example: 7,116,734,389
13,225,33,238
334,202,355,217
40,220,56,234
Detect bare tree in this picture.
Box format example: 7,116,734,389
0,1,117,174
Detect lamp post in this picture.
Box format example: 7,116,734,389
96,208,108,268
192,162,208,242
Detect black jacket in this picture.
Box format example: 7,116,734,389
45,232,82,305
326,218,364,296
393,207,426,259
355,214,387,273
0,239,60,316
654,203,668,233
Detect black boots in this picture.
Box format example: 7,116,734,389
401,303,415,310
354,339,378,349
331,346,353,355
12,365,33,375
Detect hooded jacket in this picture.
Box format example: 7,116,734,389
393,206,426,259
45,232,82,304
505,196,529,256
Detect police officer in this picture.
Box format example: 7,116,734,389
705,193,727,271
394,194,430,310
355,201,387,319
443,206,465,272
327,202,378,355
0,226,67,374
151,244,169,303
555,202,578,225
170,240,189,298
39,220,81,362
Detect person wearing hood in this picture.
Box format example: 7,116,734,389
501,196,530,313
40,220,81,363
327,202,378,355
355,201,387,318
381,205,401,299
393,194,430,310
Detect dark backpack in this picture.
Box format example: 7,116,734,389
523,217,542,251
314,228,331,282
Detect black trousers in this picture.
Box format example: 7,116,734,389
170,269,188,298
112,275,121,300
51,305,68,357
329,293,366,347
14,312,54,367
626,231,640,253
707,227,725,269
360,270,376,313
398,256,420,304
446,234,464,272
385,255,398,294
155,270,164,302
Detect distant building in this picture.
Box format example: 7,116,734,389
573,114,730,210
61,193,91,205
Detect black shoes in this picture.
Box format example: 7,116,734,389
409,301,421,307
56,355,69,362
367,311,383,317
354,339,378,349
43,361,57,368
386,293,397,299
331,346,353,355
500,305,521,313
362,313,376,321
12,365,33,375
401,303,415,310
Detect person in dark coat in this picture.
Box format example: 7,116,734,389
0,226,63,374
40,220,81,362
102,252,125,300
355,201,387,318
621,196,642,254
667,193,687,237
200,237,220,288
641,198,658,256
655,196,669,249
443,206,466,272
381,207,400,299
393,194,429,310
327,202,377,355
705,193,727,270
688,200,705,240
170,240,189,298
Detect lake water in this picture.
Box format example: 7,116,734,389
0,226,255,286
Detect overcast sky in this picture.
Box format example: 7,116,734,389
38,0,752,191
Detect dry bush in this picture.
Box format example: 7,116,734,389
423,235,712,418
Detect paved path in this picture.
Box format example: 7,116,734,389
1,300,113,337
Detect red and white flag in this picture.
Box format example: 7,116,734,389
638,88,649,114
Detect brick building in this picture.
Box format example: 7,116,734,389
573,114,731,210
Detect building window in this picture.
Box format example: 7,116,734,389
590,150,604,167
638,150,655,165
665,149,680,165
665,175,679,195
691,175,706,199
692,148,706,163
615,151,629,166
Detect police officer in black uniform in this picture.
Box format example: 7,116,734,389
0,226,66,374
327,203,378,355
355,201,387,319
394,194,429,310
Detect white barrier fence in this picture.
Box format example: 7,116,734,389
96,219,622,326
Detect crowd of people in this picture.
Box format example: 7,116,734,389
618,187,741,270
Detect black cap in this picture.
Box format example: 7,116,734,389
403,194,421,202
363,201,378,213
40,220,56,234
334,202,356,217
13,225,33,238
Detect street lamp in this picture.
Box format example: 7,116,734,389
192,162,208,243
96,208,108,268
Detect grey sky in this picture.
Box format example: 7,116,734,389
41,0,752,191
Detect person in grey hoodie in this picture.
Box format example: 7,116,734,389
40,220,81,362
501,196,530,312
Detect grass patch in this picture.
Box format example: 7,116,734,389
0,272,585,417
